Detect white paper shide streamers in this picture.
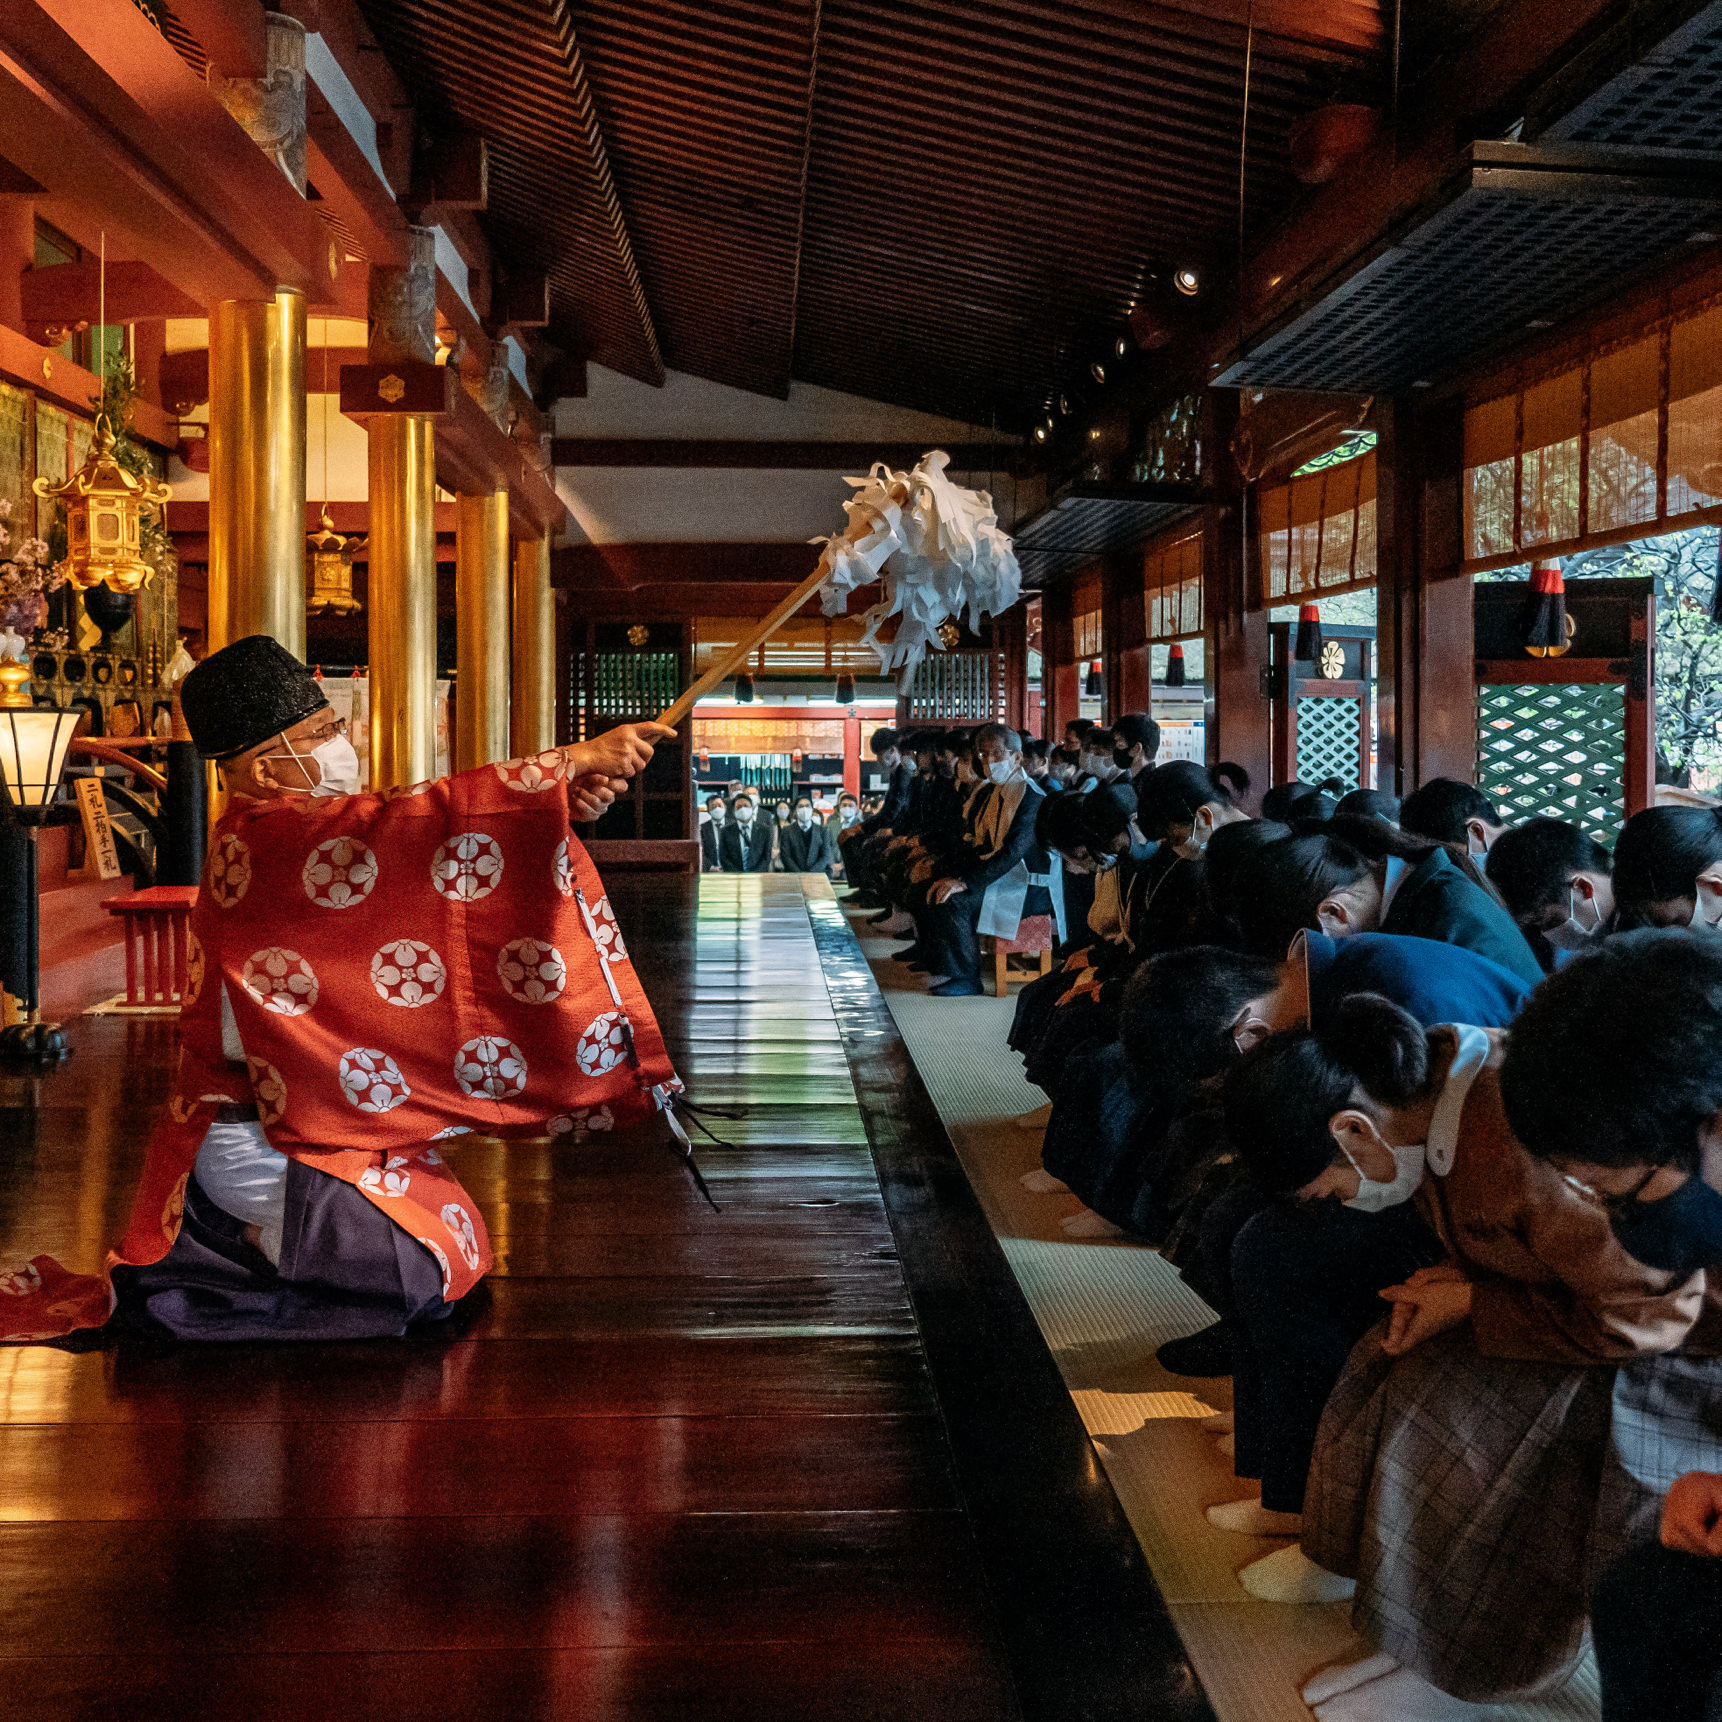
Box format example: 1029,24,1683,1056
812,450,1019,686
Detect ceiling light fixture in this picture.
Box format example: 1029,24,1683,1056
1174,267,1201,297
1089,361,1106,385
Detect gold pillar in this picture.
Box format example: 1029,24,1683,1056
511,534,555,757
366,416,438,788
207,288,307,657
454,490,511,771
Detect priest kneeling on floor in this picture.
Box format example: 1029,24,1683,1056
0,635,681,1345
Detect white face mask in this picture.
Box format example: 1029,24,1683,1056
839,805,858,827
1545,883,1604,952
987,757,1021,786
1340,1140,1427,1212
795,809,814,827
273,729,359,797
1172,808,1213,861
1691,883,1722,929
736,806,755,825
1083,753,1110,777
708,807,725,824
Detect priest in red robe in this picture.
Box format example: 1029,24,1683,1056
2,635,680,1342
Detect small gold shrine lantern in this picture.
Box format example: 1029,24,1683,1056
32,414,172,594
306,507,366,615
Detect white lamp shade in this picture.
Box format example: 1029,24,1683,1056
0,706,79,814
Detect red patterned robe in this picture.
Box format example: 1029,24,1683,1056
1,750,681,1340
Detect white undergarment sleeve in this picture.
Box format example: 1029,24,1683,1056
194,1119,289,1265
218,981,246,1064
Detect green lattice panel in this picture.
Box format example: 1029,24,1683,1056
1295,695,1362,790
1476,682,1626,842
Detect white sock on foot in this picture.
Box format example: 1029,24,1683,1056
1014,1102,1054,1131
1238,1543,1354,1603
1301,1655,1401,1706
1020,1167,1069,1192
1310,1666,1494,1721
1206,1496,1303,1537
1200,1410,1235,1433
1061,1209,1124,1238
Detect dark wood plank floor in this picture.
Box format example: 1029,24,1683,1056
0,875,1020,1722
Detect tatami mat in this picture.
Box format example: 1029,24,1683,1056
844,906,1601,1722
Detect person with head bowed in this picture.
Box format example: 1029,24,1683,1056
1485,816,1614,970
1,635,680,1346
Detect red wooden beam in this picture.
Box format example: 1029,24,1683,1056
166,0,267,79
21,259,204,326
550,439,1016,470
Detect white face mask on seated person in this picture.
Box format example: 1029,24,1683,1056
1545,878,1607,951
795,807,814,828
1300,1106,1427,1212
735,804,755,825
264,722,360,798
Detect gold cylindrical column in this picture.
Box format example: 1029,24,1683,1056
511,533,555,757
454,490,511,772
207,288,307,657
366,415,437,788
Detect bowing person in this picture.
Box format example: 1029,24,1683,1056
719,793,775,872
917,723,1051,998
778,796,837,876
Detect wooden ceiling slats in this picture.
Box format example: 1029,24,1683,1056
360,0,1370,418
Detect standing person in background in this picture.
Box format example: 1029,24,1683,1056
699,792,727,872
1399,778,1508,857
779,796,837,876
720,793,775,872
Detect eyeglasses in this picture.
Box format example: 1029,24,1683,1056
1562,1162,1666,1215
255,716,348,766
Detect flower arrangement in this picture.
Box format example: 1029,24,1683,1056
0,497,60,639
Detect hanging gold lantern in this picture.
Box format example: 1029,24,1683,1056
32,414,172,594
306,507,366,615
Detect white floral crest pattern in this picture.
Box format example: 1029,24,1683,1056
545,1104,615,1139
431,831,503,902
494,750,566,793
338,1047,411,1113
585,895,628,965
241,947,319,1016
496,936,566,1004
370,939,447,1007
453,1034,528,1099
442,1202,482,1269
183,929,205,1008
552,837,574,898
207,834,251,908
245,1057,288,1127
302,836,378,908
575,1011,630,1076
0,1260,42,1297
420,1236,451,1294
429,1125,471,1140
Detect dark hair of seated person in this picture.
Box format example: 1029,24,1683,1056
1286,787,1339,823
1114,711,1161,758
870,727,901,756
1485,817,1612,927
1611,806,1722,929
1223,994,1432,1194
1501,928,1722,1175
1398,777,1502,847
1203,818,1292,927
1118,945,1282,1095
1327,810,1500,899
1261,780,1319,823
1037,787,1095,861
1133,759,1250,842
1066,717,1097,744
1078,780,1139,852
1021,736,1048,765
1230,832,1373,958
1336,787,1400,824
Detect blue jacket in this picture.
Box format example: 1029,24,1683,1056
1302,930,1534,1030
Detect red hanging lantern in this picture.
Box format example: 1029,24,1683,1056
1084,657,1104,696
1521,557,1570,658
1164,642,1186,687
1294,602,1323,663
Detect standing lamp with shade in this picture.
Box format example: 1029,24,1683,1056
0,649,79,1061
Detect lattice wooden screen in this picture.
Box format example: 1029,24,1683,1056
1464,297,1722,571
1256,450,1377,606
1297,695,1365,790
904,649,1007,721
1476,682,1628,841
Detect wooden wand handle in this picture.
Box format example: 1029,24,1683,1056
656,561,837,729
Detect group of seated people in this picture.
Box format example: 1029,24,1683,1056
849,723,1722,1722
698,787,862,875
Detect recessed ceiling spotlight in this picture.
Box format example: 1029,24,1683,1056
1174,267,1201,297
1089,360,1106,385
1032,422,1051,444
1113,334,1129,359
1058,393,1072,416
1087,427,1103,442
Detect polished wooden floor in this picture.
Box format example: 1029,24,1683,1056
0,877,1015,1721
0,875,1204,1722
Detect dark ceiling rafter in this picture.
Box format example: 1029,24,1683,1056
355,0,664,385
